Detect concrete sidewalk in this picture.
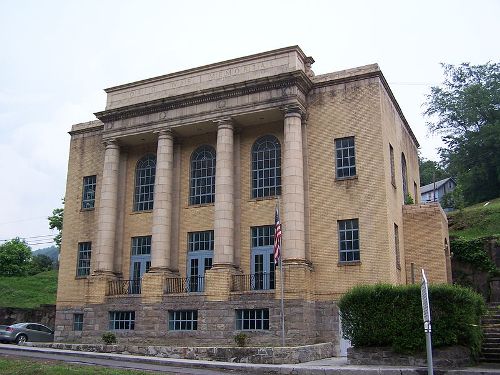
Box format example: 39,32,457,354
2,344,499,374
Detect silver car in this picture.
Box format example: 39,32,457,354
0,323,54,344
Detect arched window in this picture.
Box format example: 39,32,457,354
401,153,408,201
134,154,156,211
252,135,281,198
190,146,216,205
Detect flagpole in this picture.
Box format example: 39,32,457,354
277,197,285,347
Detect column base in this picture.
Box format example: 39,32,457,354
205,264,239,302
275,259,313,301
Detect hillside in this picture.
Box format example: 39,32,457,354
447,197,500,239
0,270,57,308
32,245,59,263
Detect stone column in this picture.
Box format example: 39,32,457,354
94,139,120,275
278,107,312,301
150,129,174,273
282,108,306,260
213,119,235,267
205,118,235,302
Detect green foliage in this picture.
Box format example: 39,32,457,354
48,199,64,248
0,238,32,276
102,332,117,345
338,284,485,357
0,270,57,308
234,332,248,347
0,357,153,374
419,157,447,186
424,62,500,205
450,237,497,274
28,254,54,275
448,197,500,239
404,193,414,205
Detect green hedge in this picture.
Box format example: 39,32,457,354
338,284,485,357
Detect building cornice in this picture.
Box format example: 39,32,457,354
95,71,313,123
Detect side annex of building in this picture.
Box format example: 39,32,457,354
55,46,451,347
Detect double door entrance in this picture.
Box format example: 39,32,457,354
187,251,212,292
129,254,150,294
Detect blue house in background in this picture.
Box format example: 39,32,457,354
420,177,457,205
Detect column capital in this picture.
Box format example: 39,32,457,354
155,128,173,140
213,117,234,131
282,105,305,119
103,138,119,149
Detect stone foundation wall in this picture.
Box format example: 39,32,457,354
348,346,472,367
29,341,334,364
0,304,56,328
55,296,339,348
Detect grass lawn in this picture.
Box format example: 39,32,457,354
0,356,163,374
0,270,58,308
448,197,500,239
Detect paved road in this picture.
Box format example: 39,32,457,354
0,345,248,375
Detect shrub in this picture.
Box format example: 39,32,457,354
101,332,117,345
338,283,485,358
234,332,248,347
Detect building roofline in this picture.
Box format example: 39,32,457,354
104,46,308,93
420,177,456,193
313,65,419,148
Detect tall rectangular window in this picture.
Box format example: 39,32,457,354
82,175,96,209
73,313,83,331
76,242,91,276
131,236,151,255
389,144,396,187
335,137,356,179
236,309,269,330
109,311,135,330
394,224,401,270
338,219,360,262
168,310,198,331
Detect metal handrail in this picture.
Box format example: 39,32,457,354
231,272,275,292
107,279,142,295
165,276,205,293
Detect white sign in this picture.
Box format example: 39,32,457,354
421,269,431,324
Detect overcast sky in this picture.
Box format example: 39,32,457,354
1,0,499,249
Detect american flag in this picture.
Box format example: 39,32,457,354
274,205,282,265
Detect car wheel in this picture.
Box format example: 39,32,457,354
15,334,27,344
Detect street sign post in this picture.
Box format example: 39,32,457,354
421,269,434,375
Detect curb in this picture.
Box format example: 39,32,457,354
1,344,498,375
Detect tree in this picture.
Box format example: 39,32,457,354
419,157,447,186
48,199,64,248
424,62,500,204
0,238,32,276
29,254,54,275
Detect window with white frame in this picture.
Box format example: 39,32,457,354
82,175,96,209
134,154,156,211
109,311,135,330
73,313,83,331
236,309,269,330
251,135,281,198
168,310,198,331
338,219,360,262
335,137,356,179
190,146,216,205
76,242,91,276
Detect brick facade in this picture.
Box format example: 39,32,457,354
55,46,450,347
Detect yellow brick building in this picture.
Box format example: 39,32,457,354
55,46,451,347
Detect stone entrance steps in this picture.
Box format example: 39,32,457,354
481,303,500,363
